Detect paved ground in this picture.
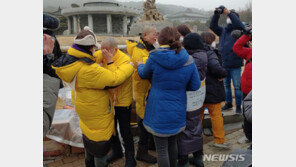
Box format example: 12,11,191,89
44,128,250,167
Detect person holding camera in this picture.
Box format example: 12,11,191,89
43,33,60,138
210,6,245,114
43,14,64,88
233,28,252,99
233,29,252,144
43,14,61,137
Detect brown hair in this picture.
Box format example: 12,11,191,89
177,24,191,37
158,27,182,54
200,32,216,45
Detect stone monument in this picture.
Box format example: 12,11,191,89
129,0,172,36
141,0,164,22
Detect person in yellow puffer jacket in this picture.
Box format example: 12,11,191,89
52,27,134,167
126,26,158,164
94,38,136,167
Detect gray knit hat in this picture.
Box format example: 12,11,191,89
74,26,100,47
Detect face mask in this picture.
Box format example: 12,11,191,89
226,18,232,24
180,36,184,42
153,41,160,49
211,41,216,48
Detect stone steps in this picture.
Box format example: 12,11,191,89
203,108,244,129
130,108,243,137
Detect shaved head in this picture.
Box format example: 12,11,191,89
101,37,118,49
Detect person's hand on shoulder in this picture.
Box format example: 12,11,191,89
136,59,143,66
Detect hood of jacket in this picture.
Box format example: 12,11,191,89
149,47,189,70
52,46,96,83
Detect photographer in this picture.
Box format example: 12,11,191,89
233,28,252,99
43,13,64,88
210,6,245,114
43,14,61,137
233,29,252,144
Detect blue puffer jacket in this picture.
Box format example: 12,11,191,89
210,12,245,68
137,47,201,136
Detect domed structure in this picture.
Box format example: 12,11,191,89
62,0,140,35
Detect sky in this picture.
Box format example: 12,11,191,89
117,0,251,11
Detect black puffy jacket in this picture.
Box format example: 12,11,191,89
204,44,227,103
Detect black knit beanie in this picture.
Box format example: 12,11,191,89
183,33,205,50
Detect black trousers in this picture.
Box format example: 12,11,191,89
111,105,135,156
83,135,112,167
137,117,154,148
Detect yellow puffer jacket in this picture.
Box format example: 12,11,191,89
94,49,133,107
52,46,134,142
126,39,151,119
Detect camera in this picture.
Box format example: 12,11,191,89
214,5,225,15
231,24,252,39
244,27,252,35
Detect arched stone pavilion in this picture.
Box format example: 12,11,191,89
61,0,140,35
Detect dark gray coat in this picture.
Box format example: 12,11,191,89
243,91,252,123
43,73,60,137
178,49,207,155
178,108,203,155
187,49,208,81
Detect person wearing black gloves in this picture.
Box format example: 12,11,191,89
210,6,245,114
43,14,61,137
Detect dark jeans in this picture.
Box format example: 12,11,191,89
153,135,178,167
111,105,135,156
224,67,242,110
137,117,153,148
